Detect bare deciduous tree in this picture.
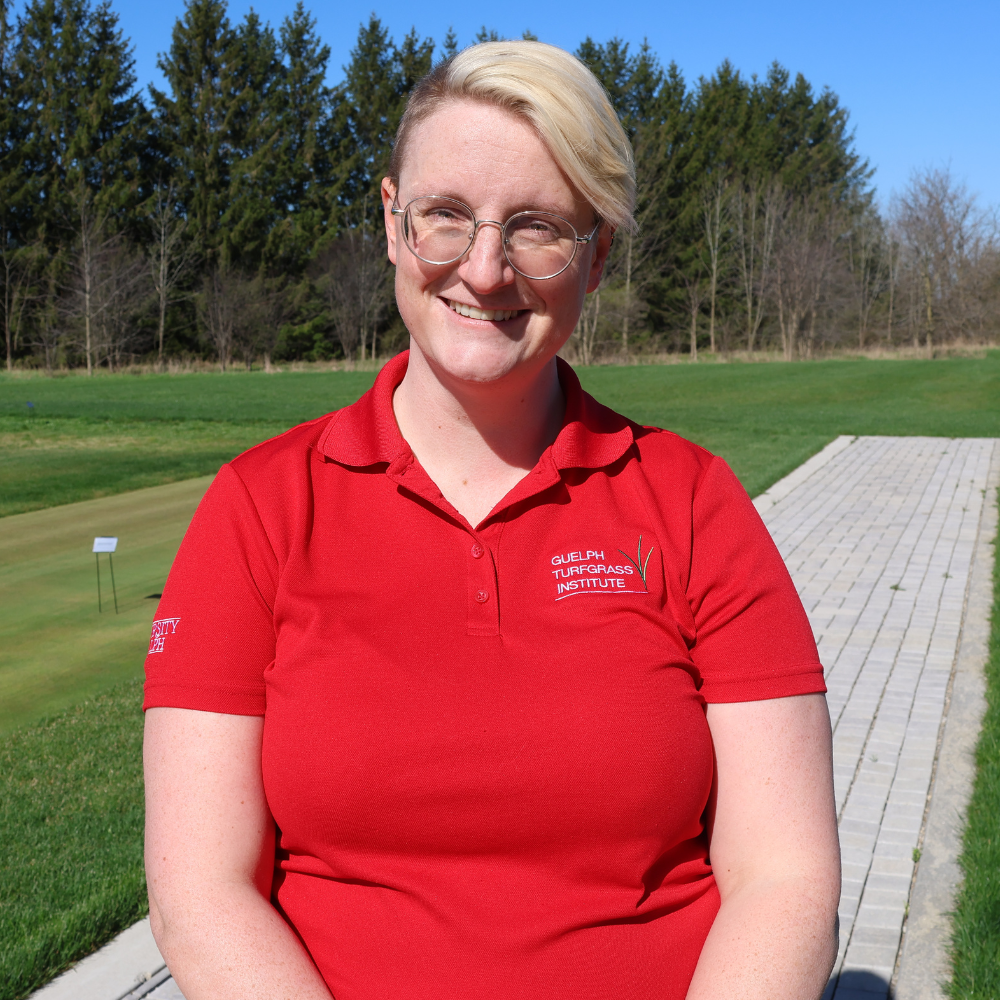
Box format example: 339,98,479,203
732,178,779,352
147,183,195,371
701,179,730,353
773,191,840,360
1,232,42,372
312,223,394,363
198,269,238,371
846,206,889,349
891,167,1000,352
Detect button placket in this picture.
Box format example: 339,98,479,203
466,532,499,636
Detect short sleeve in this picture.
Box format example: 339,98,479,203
143,463,278,715
686,456,825,703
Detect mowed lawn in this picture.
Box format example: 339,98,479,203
2,353,999,998
0,477,211,735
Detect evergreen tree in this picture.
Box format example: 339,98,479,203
13,0,145,244
265,2,335,273
221,9,281,271
336,16,432,224
150,0,237,268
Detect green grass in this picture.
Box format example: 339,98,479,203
0,477,210,734
947,486,1000,999
576,353,1000,496
0,417,284,517
4,354,998,510
0,680,146,1000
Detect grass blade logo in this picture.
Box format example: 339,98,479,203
618,535,655,591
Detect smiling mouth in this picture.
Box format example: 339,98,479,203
445,298,523,322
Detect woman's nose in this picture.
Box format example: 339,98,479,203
458,221,515,291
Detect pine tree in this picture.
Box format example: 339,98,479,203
221,9,280,271
336,16,431,224
265,2,335,273
150,0,237,268
13,0,145,244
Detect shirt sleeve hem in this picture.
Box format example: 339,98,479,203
142,683,266,716
700,665,827,704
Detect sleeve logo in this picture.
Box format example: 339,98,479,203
148,617,181,654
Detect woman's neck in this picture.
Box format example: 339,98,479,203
392,346,565,527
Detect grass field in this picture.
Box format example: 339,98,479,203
948,492,1000,999
2,353,999,999
0,680,145,1000
0,477,210,735
3,352,999,509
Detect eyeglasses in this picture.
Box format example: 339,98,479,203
391,195,601,280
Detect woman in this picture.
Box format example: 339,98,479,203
144,41,840,1000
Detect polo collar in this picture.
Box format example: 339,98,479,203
317,350,635,472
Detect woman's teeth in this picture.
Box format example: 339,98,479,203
447,300,520,322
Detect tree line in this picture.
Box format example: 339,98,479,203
1,0,997,374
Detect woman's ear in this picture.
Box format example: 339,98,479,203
381,178,398,265
586,225,615,293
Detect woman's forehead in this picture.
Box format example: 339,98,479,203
398,100,584,214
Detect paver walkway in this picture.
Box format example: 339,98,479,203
32,435,1000,1000
754,435,998,999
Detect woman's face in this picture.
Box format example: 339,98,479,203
381,99,612,387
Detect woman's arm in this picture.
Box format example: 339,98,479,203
686,693,841,1000
144,707,334,1000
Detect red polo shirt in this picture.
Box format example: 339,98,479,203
144,351,825,1000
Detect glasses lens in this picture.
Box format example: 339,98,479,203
403,197,475,264
504,213,578,278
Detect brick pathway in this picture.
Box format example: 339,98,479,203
755,435,999,1000
105,435,1000,1000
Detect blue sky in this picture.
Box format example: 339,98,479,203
32,0,1000,208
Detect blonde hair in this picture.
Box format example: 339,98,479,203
389,40,637,233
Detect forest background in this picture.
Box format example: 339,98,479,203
1,0,998,375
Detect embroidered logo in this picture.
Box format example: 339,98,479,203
550,535,655,601
148,617,180,654
618,534,655,588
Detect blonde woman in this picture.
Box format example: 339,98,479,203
144,41,840,1000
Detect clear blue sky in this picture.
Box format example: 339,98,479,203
31,0,1000,208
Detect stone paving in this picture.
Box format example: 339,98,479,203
43,434,998,1000
754,435,999,1000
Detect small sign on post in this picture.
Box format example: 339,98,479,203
92,536,119,613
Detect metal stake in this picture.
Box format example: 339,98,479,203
109,553,119,614
96,553,103,612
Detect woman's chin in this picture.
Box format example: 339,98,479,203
411,332,558,387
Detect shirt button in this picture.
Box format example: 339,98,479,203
470,543,484,559
474,590,489,603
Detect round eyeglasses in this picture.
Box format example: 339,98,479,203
391,196,601,280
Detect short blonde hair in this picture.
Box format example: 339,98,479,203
389,41,636,233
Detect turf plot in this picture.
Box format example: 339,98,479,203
0,476,211,735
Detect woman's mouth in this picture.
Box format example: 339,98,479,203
445,298,523,322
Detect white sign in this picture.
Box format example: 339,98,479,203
92,536,118,553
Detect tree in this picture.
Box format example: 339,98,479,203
845,205,888,348
772,190,840,360
0,231,41,370
892,168,999,350
336,16,433,223
145,182,194,369
732,178,779,351
198,268,237,370
700,179,729,352
312,227,393,363
13,0,146,245
265,2,335,275
151,0,238,268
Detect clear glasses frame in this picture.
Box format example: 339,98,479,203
390,195,602,280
